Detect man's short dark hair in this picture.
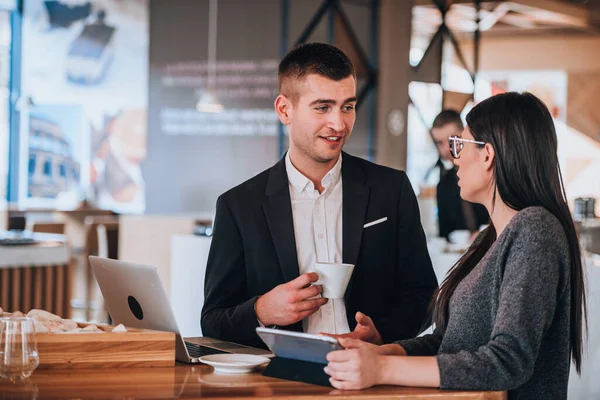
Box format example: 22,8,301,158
432,109,464,131
278,42,355,100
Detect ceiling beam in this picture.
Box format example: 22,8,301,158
415,0,593,30
510,0,589,22
458,34,600,72
414,0,492,5
479,3,511,31
499,12,536,29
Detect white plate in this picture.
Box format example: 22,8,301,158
198,354,270,374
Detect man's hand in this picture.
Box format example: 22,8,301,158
255,272,328,327
322,312,383,345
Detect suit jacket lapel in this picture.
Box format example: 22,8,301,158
342,153,369,304
263,156,300,283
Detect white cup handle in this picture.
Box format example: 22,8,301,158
309,271,322,285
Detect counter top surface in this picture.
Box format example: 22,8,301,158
0,364,506,399
0,232,68,268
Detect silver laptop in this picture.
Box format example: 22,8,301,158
89,256,271,363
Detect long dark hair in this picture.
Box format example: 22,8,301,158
432,91,587,373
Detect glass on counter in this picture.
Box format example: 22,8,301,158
0,317,39,381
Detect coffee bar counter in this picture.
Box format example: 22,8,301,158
0,233,68,268
0,233,71,318
0,364,506,399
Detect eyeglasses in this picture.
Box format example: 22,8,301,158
448,135,485,159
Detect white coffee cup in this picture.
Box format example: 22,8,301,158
313,262,355,299
448,229,471,246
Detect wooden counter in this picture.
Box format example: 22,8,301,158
0,233,71,317
0,233,68,268
0,364,506,399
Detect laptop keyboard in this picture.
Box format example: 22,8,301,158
185,341,228,358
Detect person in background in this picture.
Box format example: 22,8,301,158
201,43,437,348
428,110,488,241
324,92,587,400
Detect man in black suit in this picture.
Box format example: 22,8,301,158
201,43,437,348
429,110,488,241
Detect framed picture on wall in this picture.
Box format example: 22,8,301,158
20,0,149,213
20,104,86,209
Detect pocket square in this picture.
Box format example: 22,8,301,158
363,217,388,228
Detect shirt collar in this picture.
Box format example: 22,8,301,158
441,158,455,171
285,151,343,194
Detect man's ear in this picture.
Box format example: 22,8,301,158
274,94,292,125
482,142,495,172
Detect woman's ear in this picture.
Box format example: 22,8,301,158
482,142,495,172
274,95,291,125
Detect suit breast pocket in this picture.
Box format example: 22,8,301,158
362,218,392,249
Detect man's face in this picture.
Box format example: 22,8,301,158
277,74,357,164
431,122,462,162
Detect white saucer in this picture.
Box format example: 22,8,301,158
198,354,270,374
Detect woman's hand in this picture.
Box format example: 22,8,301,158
324,338,388,390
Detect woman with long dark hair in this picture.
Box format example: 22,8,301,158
324,92,586,400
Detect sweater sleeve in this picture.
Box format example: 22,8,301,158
395,328,444,356
436,216,566,391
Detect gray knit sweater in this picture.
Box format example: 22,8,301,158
397,207,572,400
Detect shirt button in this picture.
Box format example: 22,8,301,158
318,234,324,239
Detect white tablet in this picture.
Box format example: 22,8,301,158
256,327,343,364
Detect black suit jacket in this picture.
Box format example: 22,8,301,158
201,152,438,348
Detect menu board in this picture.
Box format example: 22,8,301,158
145,0,282,212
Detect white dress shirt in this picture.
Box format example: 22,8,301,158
285,151,350,334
